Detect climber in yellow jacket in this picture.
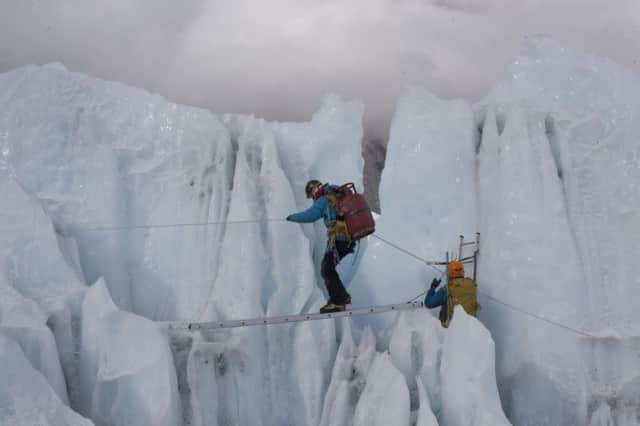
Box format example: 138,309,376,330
424,261,480,327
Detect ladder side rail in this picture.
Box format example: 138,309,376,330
168,301,425,331
473,232,480,281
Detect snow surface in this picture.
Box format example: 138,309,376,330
0,37,638,426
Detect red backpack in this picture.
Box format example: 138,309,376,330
326,183,375,240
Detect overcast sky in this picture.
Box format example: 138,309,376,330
1,0,639,139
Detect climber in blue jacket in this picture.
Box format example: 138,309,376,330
286,179,354,313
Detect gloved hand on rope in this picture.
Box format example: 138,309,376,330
430,278,441,290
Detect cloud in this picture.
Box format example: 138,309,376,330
1,0,639,139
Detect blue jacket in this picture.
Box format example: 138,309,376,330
424,287,447,309
288,188,349,241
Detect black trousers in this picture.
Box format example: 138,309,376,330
321,240,355,304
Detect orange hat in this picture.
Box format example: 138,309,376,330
447,261,464,278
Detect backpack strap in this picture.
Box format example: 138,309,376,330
323,185,350,244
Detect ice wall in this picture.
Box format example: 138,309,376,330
0,283,69,404
182,98,366,426
349,89,477,332
0,334,92,426
0,63,236,319
0,63,369,426
78,279,181,426
318,309,507,426
0,173,87,412
0,172,84,310
0,64,364,323
477,38,640,425
363,37,640,425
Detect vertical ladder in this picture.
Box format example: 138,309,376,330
456,232,480,281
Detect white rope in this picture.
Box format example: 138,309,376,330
2,212,631,345
57,218,288,235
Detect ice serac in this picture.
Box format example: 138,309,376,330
477,37,640,425
440,307,509,426
319,324,377,426
0,172,86,406
0,64,238,321
475,101,585,424
271,93,366,285
0,64,368,426
188,96,365,426
415,377,438,426
0,334,93,426
355,86,508,423
0,64,365,326
388,311,442,416
0,172,84,309
0,283,69,404
350,89,476,333
353,352,410,426
384,308,506,425
79,280,181,426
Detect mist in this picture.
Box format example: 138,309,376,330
2,0,638,138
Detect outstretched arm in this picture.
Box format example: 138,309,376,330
287,197,327,223
424,287,446,308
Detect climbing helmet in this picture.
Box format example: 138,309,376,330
447,261,465,278
305,179,322,199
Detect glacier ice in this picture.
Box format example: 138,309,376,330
476,38,640,425
79,279,181,426
349,37,640,425
319,323,376,426
0,172,86,411
0,172,84,310
1,36,639,426
0,334,92,426
440,307,509,426
0,283,69,405
0,62,371,426
352,352,410,426
349,89,477,333
415,377,438,426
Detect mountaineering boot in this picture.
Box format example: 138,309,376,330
320,302,346,313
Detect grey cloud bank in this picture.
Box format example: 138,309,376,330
1,0,639,139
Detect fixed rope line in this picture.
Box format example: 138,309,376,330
42,216,635,346
370,235,631,345
56,218,288,235
478,291,640,356
407,290,429,303
371,234,446,274
478,291,594,339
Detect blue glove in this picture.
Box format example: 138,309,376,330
286,215,293,221
430,278,441,290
